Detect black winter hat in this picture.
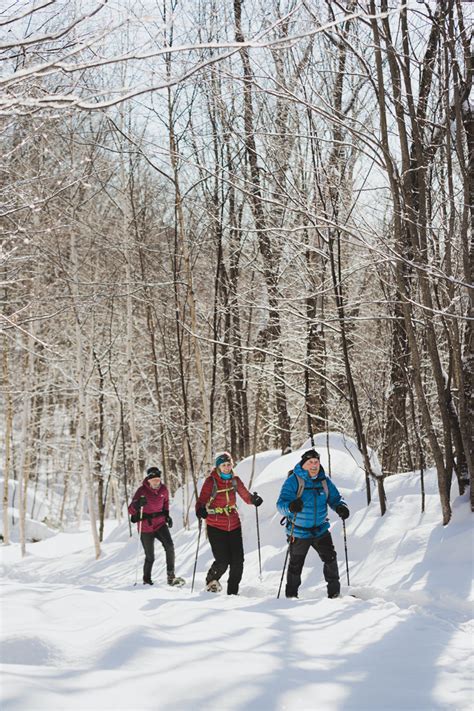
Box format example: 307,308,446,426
300,449,320,466
146,466,162,480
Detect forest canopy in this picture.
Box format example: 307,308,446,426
1,0,472,556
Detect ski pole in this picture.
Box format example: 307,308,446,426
277,514,297,599
255,504,262,580
342,519,350,586
191,519,202,593
133,506,144,586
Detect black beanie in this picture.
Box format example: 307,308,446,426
300,449,320,466
146,466,162,480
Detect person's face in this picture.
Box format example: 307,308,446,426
148,476,161,489
302,457,320,477
219,461,233,474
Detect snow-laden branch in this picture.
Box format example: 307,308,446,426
0,0,109,49
0,0,57,28
1,4,397,113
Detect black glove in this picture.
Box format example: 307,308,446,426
196,507,208,519
251,492,263,507
134,495,147,511
289,498,303,513
336,503,350,520
130,513,140,523
166,515,173,528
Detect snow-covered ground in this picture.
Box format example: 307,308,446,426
1,434,473,710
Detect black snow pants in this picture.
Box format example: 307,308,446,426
286,531,340,598
206,525,244,595
140,526,175,583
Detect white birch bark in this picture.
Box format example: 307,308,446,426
70,231,101,558
167,99,213,469
17,328,34,556
125,255,140,484
119,116,141,487
2,338,13,545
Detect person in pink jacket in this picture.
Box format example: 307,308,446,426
128,466,183,587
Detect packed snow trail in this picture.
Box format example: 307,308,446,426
1,435,473,710
1,573,472,711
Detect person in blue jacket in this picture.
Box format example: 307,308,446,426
277,449,349,599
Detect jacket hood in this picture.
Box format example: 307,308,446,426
293,462,326,482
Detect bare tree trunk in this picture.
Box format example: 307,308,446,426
70,232,101,558
2,337,13,545
234,0,291,454
92,350,106,541
136,243,170,485
123,213,141,486
220,117,250,457
321,3,380,510
59,455,71,528
370,0,452,523
382,300,410,474
448,1,474,504
305,242,328,436
248,327,270,490
18,328,35,556
165,52,213,468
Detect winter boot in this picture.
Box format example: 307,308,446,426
206,580,222,593
167,574,185,587
143,578,154,586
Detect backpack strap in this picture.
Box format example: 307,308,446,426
322,478,329,498
280,472,304,527
293,473,305,499
294,472,328,499
206,476,238,514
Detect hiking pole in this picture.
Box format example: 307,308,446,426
342,519,350,586
133,507,144,586
277,515,297,599
255,505,262,580
191,519,202,593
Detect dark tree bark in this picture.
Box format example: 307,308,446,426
234,0,292,454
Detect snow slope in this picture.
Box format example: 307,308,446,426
1,435,473,711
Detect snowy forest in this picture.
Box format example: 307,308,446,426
2,0,473,556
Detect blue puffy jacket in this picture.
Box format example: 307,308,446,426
276,463,346,539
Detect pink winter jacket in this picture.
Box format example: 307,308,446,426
128,479,169,533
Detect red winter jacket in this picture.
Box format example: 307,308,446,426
196,469,252,532
128,479,169,534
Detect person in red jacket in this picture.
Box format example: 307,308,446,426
195,451,263,595
128,466,184,587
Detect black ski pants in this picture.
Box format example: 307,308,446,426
286,531,340,598
206,525,244,595
140,525,175,582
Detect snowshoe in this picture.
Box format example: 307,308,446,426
167,576,185,587
206,580,222,593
